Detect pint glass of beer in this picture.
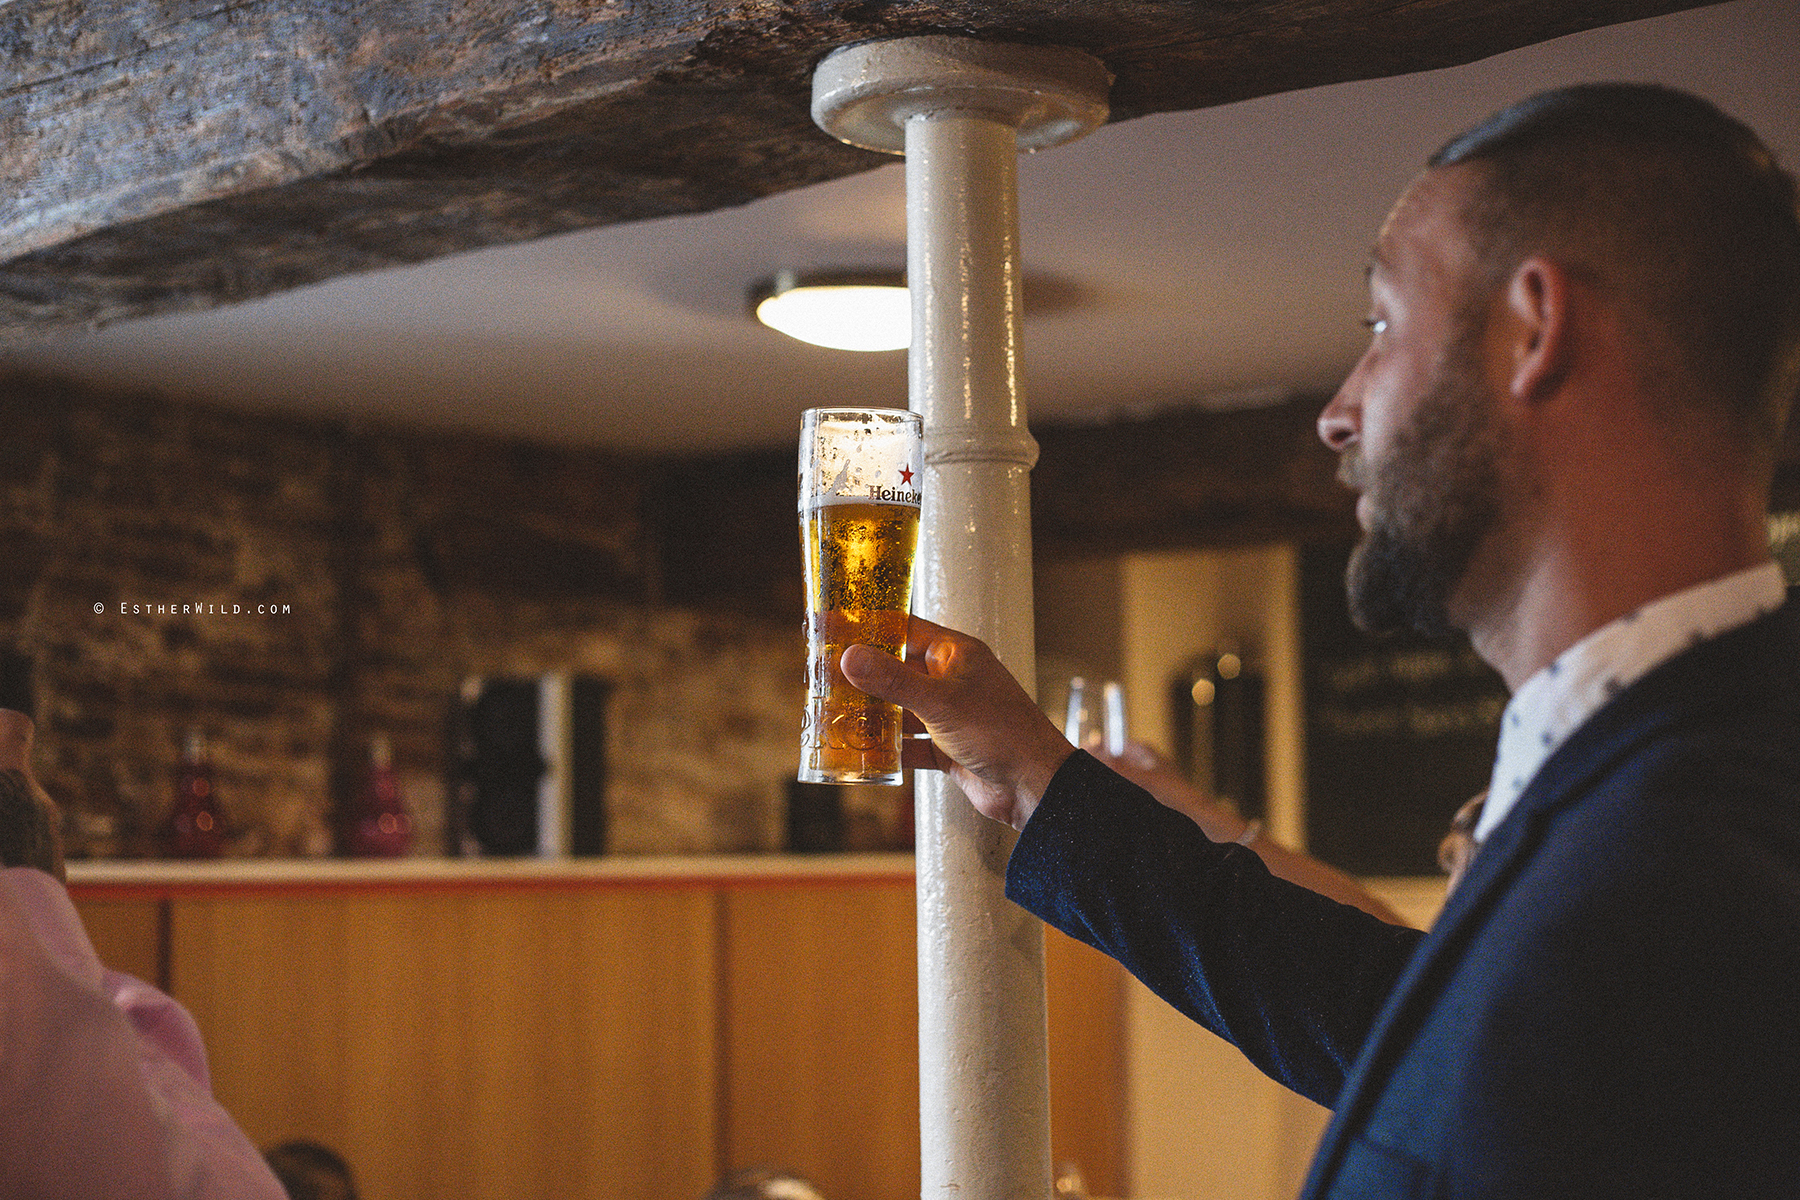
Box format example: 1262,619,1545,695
798,407,923,785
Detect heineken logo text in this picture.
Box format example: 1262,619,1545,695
868,486,920,504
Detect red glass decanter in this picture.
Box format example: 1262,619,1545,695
163,729,226,859
344,733,412,857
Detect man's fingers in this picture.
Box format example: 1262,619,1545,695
841,618,1068,829
833,655,945,771
902,614,953,660
845,618,977,717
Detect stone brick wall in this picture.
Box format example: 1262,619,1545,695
1,372,1406,862
0,371,853,860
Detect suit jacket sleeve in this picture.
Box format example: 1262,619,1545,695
1007,750,1422,1107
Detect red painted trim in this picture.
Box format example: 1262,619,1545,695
67,861,917,903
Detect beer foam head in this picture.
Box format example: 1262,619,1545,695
800,407,923,511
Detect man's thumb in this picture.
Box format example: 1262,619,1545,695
840,643,913,707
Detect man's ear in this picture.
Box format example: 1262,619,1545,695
1500,256,1572,403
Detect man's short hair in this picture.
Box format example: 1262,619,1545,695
1431,83,1800,463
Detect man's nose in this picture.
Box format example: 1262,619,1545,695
1317,380,1359,453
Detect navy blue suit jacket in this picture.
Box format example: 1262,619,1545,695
1009,592,1800,1197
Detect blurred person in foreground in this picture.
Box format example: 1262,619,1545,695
1090,738,1407,923
844,82,1800,1197
0,707,286,1199
1095,738,1487,917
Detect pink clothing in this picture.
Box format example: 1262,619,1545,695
1,866,286,1200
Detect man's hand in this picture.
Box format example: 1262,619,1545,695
840,616,1075,831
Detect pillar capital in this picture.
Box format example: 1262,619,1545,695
811,37,1111,155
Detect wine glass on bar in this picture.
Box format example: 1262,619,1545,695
1064,677,1128,756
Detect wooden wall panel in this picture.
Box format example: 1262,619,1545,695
722,881,922,1200
70,896,164,987
170,887,720,1200
721,881,1129,1200
81,870,1127,1200
1045,926,1128,1199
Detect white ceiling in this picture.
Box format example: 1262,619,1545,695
5,0,1797,455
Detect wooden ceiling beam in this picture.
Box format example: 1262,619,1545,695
1,0,1710,337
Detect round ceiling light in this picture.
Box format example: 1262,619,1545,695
750,270,910,352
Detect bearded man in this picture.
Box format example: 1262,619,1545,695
844,82,1800,1197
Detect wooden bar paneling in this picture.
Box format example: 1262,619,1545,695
721,880,1128,1200
1045,926,1128,1199
70,896,164,987
68,863,1126,1200
722,881,922,1200
170,887,720,1200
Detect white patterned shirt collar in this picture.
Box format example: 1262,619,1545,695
1476,562,1788,844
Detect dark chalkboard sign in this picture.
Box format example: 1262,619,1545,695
1301,541,1507,877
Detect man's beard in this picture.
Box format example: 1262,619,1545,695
1344,330,1507,639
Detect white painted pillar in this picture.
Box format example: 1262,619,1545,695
909,105,1050,1200
812,39,1110,1200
